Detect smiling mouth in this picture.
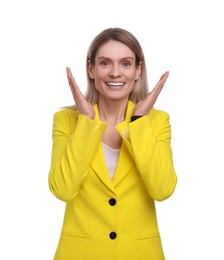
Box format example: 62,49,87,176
105,82,125,87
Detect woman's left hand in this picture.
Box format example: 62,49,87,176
133,71,169,116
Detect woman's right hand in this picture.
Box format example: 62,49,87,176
66,67,95,120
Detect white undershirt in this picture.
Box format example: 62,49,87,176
102,143,120,179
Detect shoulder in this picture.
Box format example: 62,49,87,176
149,107,170,121
52,107,79,133
54,107,79,120
147,108,171,131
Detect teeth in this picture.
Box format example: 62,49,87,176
106,82,124,86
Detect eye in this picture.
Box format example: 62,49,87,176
121,60,132,68
100,60,110,67
122,62,131,67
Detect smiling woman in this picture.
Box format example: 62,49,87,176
48,27,177,260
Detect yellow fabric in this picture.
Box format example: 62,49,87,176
48,101,177,260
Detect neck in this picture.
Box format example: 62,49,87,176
98,97,128,126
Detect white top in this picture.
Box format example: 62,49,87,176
102,143,120,179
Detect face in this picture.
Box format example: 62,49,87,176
88,40,141,102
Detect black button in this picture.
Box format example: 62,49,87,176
109,232,117,239
109,198,116,206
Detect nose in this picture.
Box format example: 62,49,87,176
109,64,121,77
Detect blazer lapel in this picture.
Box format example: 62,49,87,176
112,142,134,187
90,104,116,193
90,102,135,191
91,143,116,193
112,101,135,187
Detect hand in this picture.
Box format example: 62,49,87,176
66,67,95,119
133,71,169,116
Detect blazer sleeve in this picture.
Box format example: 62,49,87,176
116,109,177,201
48,109,107,202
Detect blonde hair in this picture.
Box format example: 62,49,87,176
85,28,149,104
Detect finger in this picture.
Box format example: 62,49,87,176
144,71,169,105
66,67,83,99
161,71,169,84
152,71,170,94
66,67,73,84
161,71,169,79
158,71,169,86
66,67,77,88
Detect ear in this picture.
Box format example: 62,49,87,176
88,60,95,79
135,61,142,80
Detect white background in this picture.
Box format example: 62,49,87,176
0,0,223,259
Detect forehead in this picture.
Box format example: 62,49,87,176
96,40,135,60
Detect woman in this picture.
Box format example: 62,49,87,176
48,27,177,260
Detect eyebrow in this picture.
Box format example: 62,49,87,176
97,56,135,60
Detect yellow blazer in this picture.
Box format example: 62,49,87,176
48,101,177,260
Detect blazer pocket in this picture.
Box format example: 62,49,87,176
61,232,93,240
132,234,165,260
135,234,160,241
54,233,94,259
